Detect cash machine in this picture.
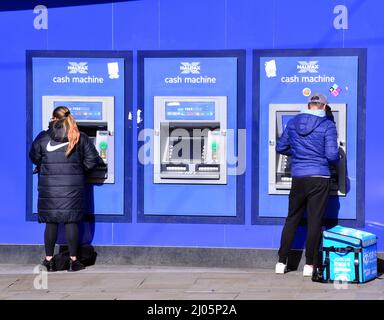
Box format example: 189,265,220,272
42,95,115,184
153,96,227,184
268,104,347,195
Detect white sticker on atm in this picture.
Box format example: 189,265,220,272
107,62,119,79
265,60,277,78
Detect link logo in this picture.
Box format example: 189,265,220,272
297,61,319,73
180,62,201,74
68,62,88,74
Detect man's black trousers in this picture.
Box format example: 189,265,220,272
278,176,331,267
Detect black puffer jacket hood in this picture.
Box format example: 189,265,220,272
48,120,69,143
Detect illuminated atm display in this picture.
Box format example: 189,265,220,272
281,115,295,132
53,101,103,121
165,101,215,121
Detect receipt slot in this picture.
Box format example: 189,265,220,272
42,96,115,184
268,104,346,195
153,96,227,184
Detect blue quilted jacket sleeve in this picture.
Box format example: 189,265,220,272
324,121,340,164
276,124,292,156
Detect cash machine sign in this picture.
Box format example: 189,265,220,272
46,141,69,152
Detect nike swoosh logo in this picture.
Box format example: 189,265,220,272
46,140,69,152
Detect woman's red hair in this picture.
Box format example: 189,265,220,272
52,106,80,156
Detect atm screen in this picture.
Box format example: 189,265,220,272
168,137,204,162
53,101,103,121
165,101,215,121
281,115,295,131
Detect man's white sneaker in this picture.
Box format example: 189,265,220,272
303,264,314,277
275,262,287,274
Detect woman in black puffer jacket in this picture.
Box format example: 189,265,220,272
29,106,104,272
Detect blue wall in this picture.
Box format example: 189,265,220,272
1,0,384,251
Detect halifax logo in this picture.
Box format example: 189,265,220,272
297,61,319,73
68,62,88,74
180,62,201,74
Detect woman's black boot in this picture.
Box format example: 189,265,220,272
68,259,85,272
42,258,56,272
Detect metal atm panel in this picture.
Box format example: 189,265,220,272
268,104,346,196
154,96,227,184
42,95,115,184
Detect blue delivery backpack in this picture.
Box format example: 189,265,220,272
322,225,378,283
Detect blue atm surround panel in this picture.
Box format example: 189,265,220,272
138,51,246,224
26,51,132,222
252,49,366,226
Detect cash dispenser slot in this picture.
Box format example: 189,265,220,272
159,124,221,180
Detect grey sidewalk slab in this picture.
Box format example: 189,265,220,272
0,264,383,300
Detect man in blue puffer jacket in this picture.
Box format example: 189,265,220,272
274,93,340,281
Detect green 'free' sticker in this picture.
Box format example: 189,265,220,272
211,140,218,151
99,141,108,150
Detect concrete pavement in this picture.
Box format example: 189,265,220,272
0,264,383,300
